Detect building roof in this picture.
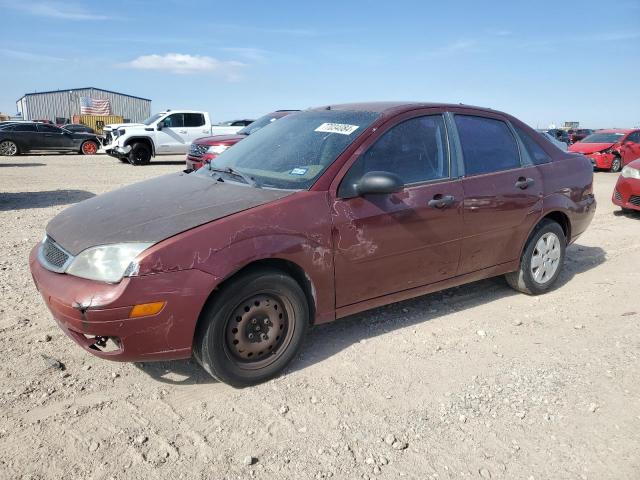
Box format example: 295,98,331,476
17,87,151,103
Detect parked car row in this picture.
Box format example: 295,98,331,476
568,129,640,172
29,101,596,386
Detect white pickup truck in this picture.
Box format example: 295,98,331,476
103,110,253,165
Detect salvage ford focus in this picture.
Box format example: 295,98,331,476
29,102,595,387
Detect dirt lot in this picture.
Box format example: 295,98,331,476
1,153,639,480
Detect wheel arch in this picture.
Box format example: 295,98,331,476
517,210,571,263
124,136,155,156
192,257,318,347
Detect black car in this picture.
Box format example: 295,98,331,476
62,123,96,134
546,129,570,145
0,122,101,156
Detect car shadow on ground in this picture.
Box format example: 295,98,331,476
0,163,46,168
613,209,640,219
147,160,184,166
0,190,95,211
135,243,606,386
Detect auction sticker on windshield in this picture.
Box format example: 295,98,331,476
315,123,359,135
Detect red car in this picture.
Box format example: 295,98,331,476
569,129,640,172
185,110,299,171
29,102,595,387
612,158,640,212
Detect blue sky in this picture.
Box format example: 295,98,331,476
0,0,638,128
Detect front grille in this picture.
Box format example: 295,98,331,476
189,143,208,157
614,190,622,201
39,236,73,273
630,195,640,207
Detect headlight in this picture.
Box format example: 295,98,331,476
621,166,640,179
66,243,153,283
207,145,229,155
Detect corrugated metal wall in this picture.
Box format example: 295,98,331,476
16,88,151,123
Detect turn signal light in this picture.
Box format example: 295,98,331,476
129,301,166,318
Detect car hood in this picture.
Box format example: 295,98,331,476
569,142,615,154
46,173,294,255
193,134,246,146
103,123,145,132
626,158,640,170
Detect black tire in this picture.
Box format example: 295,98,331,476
610,155,622,173
505,219,566,295
80,140,98,155
0,140,19,156
128,142,151,165
194,268,309,387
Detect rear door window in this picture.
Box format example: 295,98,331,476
184,113,205,127
454,115,521,175
13,124,37,132
37,124,63,133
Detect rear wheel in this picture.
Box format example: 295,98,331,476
128,142,151,165
610,155,622,173
194,269,309,387
505,219,566,295
80,140,98,155
0,140,19,156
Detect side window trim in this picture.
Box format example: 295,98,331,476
506,120,533,167
450,113,524,177
443,112,464,178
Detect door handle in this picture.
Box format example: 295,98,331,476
179,130,188,134
515,177,535,189
428,194,455,208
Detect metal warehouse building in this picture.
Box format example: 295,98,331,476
16,87,151,124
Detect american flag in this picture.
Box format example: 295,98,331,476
79,97,111,115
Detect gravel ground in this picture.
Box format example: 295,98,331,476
1,153,639,480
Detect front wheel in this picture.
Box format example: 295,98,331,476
194,269,309,387
128,142,151,165
505,220,566,295
610,155,622,173
0,140,19,156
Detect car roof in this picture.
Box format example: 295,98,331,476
309,101,500,116
595,128,633,134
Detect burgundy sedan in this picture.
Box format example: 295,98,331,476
30,102,595,387
613,158,640,212
185,110,299,171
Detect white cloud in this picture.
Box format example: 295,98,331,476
123,53,246,78
3,1,110,20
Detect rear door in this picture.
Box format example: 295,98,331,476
183,113,210,145
452,113,543,274
9,123,39,150
331,112,464,307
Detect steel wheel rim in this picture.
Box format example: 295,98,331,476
0,141,17,156
530,232,561,284
224,292,294,370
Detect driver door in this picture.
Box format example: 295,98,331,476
156,113,187,154
331,112,464,307
621,131,640,165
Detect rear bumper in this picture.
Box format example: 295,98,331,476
612,177,640,211
29,245,217,362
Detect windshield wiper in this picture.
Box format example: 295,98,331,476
208,166,260,188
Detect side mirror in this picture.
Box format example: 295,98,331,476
157,121,164,131
355,171,404,196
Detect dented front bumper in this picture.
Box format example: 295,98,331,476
29,245,217,362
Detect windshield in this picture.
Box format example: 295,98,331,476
195,110,379,190
581,132,624,143
237,113,287,135
143,113,165,125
